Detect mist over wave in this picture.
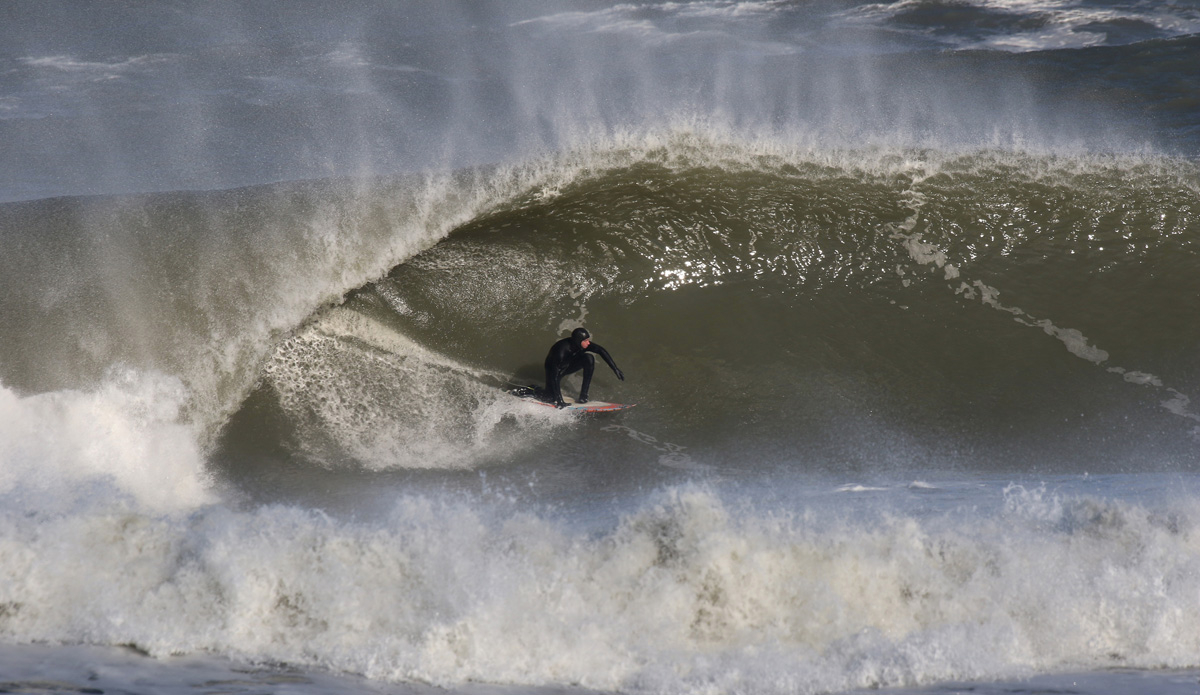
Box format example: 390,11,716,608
4,2,1197,202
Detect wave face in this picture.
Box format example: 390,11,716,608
219,141,1200,478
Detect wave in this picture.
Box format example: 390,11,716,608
2,129,1199,494
230,137,1200,473
2,481,1199,694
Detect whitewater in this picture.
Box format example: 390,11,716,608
2,2,1200,694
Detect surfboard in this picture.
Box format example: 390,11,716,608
529,395,636,413
508,385,636,413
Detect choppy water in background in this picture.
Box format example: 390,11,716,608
2,2,1200,694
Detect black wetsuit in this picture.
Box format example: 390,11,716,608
544,334,623,407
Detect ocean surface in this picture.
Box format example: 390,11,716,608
2,2,1200,694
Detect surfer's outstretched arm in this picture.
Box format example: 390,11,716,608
588,343,624,381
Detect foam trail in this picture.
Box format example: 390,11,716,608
889,181,1199,436
958,281,1200,432
259,307,573,470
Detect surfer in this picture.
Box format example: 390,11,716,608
544,327,624,408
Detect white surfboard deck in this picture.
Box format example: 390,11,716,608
523,395,636,413
508,386,635,413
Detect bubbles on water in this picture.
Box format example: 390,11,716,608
259,308,570,471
